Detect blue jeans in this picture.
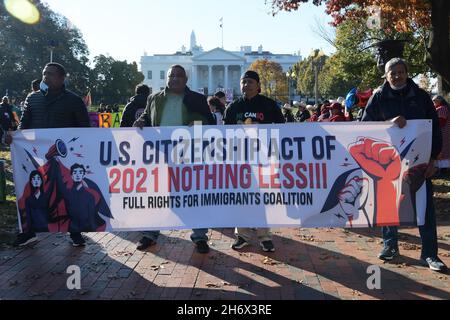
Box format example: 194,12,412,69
142,228,208,244
382,180,438,259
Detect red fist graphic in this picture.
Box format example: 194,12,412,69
348,138,401,227
349,138,401,181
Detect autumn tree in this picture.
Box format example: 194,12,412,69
292,17,428,99
269,0,450,95
249,59,289,102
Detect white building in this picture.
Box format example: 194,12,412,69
140,31,302,99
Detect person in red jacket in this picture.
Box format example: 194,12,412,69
432,95,450,174
328,102,347,122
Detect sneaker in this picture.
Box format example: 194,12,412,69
136,237,156,251
421,257,448,272
195,240,210,254
70,233,86,247
378,247,399,261
231,236,249,250
13,232,38,247
260,240,275,252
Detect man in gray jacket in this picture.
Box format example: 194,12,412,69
133,65,214,254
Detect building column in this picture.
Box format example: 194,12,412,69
191,65,198,92
224,65,229,91
208,65,213,94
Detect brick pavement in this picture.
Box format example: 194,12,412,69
0,226,449,300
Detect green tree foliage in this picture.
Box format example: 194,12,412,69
249,59,288,102
89,55,144,105
320,18,382,97
318,55,354,99
292,49,328,98
295,18,429,99
0,0,90,98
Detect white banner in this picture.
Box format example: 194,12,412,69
10,121,431,233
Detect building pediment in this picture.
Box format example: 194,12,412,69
192,47,245,63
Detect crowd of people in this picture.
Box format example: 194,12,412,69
97,103,120,113
1,58,449,273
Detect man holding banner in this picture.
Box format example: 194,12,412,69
9,62,91,247
224,70,285,252
362,58,447,272
133,64,215,253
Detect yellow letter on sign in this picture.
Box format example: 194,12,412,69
99,113,112,128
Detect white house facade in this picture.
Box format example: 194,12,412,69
140,31,302,99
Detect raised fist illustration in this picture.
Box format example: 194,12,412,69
349,137,401,226
338,176,369,226
349,137,401,181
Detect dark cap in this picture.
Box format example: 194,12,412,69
241,70,260,83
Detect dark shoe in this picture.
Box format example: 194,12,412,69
70,233,86,247
378,247,399,261
260,240,275,252
13,232,38,247
421,257,448,272
195,240,210,254
231,236,249,250
136,237,156,251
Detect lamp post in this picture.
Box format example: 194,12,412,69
366,6,406,73
269,80,276,100
286,68,296,105
373,39,406,73
48,40,58,62
313,65,319,108
311,50,325,108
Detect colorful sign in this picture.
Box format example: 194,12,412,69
10,121,431,232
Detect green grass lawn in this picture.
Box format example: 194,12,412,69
1,144,449,250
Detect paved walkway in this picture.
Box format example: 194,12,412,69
0,226,449,300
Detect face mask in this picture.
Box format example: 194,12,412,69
40,81,49,95
389,82,407,91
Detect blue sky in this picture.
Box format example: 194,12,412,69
43,0,335,65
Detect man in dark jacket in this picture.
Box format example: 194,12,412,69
224,70,284,253
9,62,91,247
120,84,150,127
361,58,446,272
294,101,310,122
134,64,214,254
0,96,16,143
224,71,285,125
282,104,295,123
